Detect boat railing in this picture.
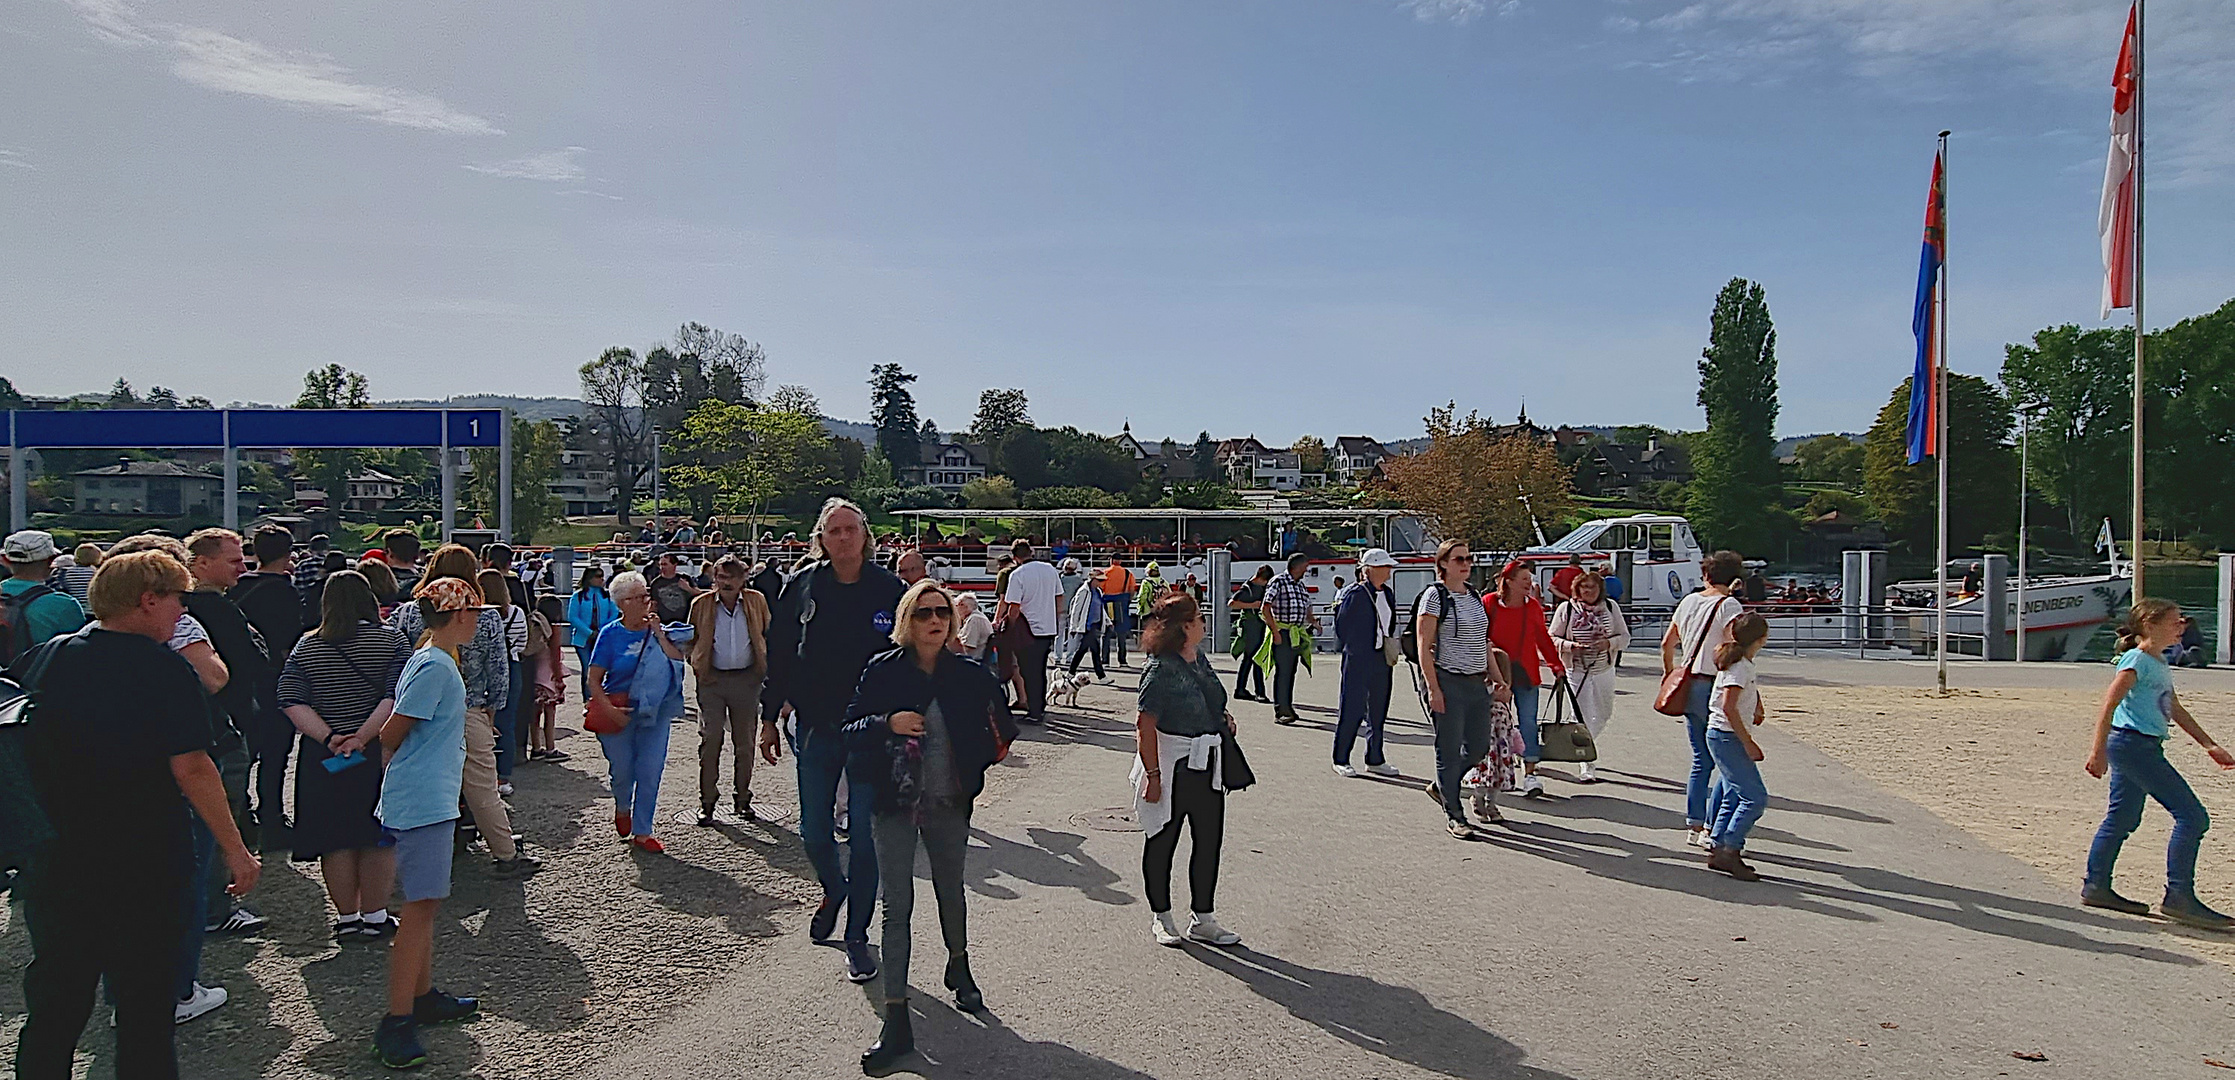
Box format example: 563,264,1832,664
1619,604,1988,661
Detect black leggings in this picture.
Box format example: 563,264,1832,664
1142,765,1225,914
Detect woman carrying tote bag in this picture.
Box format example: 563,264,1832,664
1549,570,1631,783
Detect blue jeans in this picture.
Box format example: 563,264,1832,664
1684,676,1716,826
1512,680,1543,763
796,721,878,943
597,710,671,836
177,815,215,1000
1103,597,1131,663
1334,652,1390,767
2087,728,2212,897
1705,728,1767,850
495,659,524,780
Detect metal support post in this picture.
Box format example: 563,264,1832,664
1208,547,1233,655
440,412,456,544
8,414,24,532
2218,553,2234,667
222,411,238,532
1981,554,2010,661
498,407,514,542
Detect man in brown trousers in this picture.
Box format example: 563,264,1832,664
688,555,771,824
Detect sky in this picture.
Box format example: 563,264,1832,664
3,0,2230,445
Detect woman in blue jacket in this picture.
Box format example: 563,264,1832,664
566,565,620,699
844,579,1018,1075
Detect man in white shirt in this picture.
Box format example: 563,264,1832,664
997,539,1061,723
687,556,770,824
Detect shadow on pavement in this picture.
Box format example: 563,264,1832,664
1518,790,1849,853
1598,770,1894,824
894,994,1160,1078
1185,946,1581,1079
1483,820,2204,966
958,828,1134,906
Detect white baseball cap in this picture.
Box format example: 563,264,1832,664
3,530,58,562
1358,548,1400,569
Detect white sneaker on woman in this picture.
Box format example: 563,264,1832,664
175,983,227,1024
1365,762,1400,777
1152,912,1186,947
1577,762,1598,783
1332,763,1360,778
1187,913,1242,947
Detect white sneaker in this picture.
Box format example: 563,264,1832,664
1577,762,1597,783
1521,774,1546,798
1152,912,1186,947
497,781,515,797
1686,827,1709,849
175,983,227,1024
1365,762,1401,777
1187,913,1242,947
1332,763,1360,778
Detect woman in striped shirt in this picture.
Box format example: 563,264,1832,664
280,570,412,938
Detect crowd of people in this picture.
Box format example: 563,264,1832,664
6,506,2234,1078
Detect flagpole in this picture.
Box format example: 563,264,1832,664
2129,0,2147,598
1936,129,1951,694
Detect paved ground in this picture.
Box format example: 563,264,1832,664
8,650,2234,1078
592,654,2235,1080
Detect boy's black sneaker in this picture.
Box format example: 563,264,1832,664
412,988,480,1025
809,895,841,942
2160,892,2235,931
373,1015,428,1069
2079,885,2151,915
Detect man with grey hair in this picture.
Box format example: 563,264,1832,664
764,498,904,983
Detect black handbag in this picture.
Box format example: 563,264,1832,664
1536,674,1598,763
1219,731,1256,792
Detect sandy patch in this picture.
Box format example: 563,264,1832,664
1769,681,2235,965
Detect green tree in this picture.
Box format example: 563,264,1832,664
1292,435,1329,477
992,426,1053,489
1022,485,1125,510
105,378,138,408
145,386,181,409
1044,427,1134,492
294,364,374,512
1686,278,1783,554
1862,374,2016,552
1192,431,1217,472
868,364,921,469
971,388,1031,445
2147,298,2235,546
469,418,564,544
2000,323,2132,542
1381,404,1574,548
580,346,654,526
961,475,1019,509
0,376,25,410
1792,435,1864,487
666,399,832,535
768,383,821,416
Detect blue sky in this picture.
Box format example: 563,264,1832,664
3,0,2229,444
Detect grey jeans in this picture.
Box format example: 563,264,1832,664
872,802,973,1002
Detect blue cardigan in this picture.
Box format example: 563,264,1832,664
1333,581,1395,658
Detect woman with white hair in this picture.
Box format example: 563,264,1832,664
585,570,693,853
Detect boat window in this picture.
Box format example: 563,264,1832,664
1591,526,1627,552
1649,523,1674,559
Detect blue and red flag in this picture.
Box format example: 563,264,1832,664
1906,150,1945,465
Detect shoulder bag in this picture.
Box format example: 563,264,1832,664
1179,654,1254,792
1653,597,1730,717
1536,673,1598,762
583,631,650,735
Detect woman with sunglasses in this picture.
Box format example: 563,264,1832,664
846,580,1018,1074
584,570,692,854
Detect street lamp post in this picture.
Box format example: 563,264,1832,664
2015,403,2050,663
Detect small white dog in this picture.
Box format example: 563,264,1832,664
1051,671,1095,709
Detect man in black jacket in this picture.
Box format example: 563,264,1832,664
228,526,306,841
183,529,272,936
762,498,904,985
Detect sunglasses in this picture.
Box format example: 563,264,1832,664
912,605,953,621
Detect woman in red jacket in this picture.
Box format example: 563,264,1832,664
1485,561,1564,797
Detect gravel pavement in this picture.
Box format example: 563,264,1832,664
7,651,2234,1078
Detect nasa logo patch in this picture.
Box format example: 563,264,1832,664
873,610,895,634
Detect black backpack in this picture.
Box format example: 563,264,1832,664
0,584,56,668
1400,582,1459,666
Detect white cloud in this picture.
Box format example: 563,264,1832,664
0,149,32,170
62,0,499,135
1604,15,1641,32
1399,0,1486,24
464,146,590,182
1612,0,2235,184
558,189,624,201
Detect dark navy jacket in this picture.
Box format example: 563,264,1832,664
1333,581,1396,659
842,647,1018,817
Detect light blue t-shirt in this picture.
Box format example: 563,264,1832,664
2112,647,2174,739
379,645,468,831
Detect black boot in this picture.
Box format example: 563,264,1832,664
861,1000,914,1075
945,952,984,1013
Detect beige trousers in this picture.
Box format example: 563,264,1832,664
696,669,765,812
463,706,518,859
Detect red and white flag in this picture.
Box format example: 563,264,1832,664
2099,3,2137,319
